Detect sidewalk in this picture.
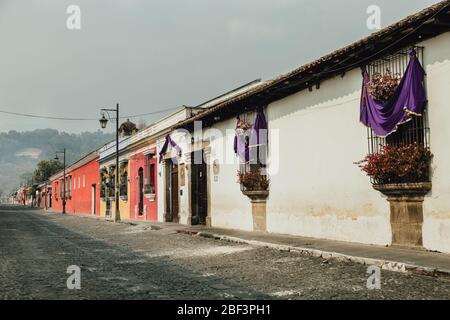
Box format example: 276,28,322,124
43,210,450,278
126,219,450,278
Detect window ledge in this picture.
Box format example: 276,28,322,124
144,193,156,201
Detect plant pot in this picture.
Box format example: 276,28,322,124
242,190,269,232
373,182,432,198
373,182,431,248
242,190,269,201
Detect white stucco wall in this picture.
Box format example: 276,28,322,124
172,32,450,252
208,119,254,231
420,32,450,253
265,68,391,245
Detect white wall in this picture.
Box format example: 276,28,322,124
265,68,391,245
172,32,450,252
421,32,450,253
209,119,254,231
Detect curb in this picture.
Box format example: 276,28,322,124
194,231,450,279
39,210,450,279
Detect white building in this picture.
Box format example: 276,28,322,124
160,2,450,253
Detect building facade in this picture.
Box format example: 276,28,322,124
33,2,450,254
50,151,100,215
169,3,450,253
97,107,203,221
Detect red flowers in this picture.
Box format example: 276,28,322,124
357,143,433,184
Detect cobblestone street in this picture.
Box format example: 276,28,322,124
1,205,450,300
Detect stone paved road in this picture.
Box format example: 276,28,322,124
1,205,450,300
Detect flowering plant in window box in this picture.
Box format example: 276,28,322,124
367,69,401,103
357,143,433,184
237,171,270,191
235,118,253,136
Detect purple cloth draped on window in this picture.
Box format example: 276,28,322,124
159,134,181,163
250,106,268,147
234,115,249,163
360,50,427,137
234,107,267,163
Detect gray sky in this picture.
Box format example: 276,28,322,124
0,0,440,133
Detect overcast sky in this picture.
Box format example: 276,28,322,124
0,0,440,133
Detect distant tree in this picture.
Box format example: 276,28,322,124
32,160,64,184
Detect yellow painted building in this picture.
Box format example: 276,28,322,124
99,161,130,220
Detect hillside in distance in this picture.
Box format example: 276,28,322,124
0,129,114,195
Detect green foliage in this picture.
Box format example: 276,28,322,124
32,160,64,184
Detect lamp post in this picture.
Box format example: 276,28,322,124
54,148,66,214
99,103,120,222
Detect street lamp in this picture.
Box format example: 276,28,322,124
54,148,66,214
99,103,120,223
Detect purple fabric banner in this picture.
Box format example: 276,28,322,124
360,50,427,137
250,106,268,147
159,134,181,163
234,115,249,163
234,107,268,163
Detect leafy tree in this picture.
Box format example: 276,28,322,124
32,160,64,184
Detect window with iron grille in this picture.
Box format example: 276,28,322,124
120,163,128,197
144,155,156,194
237,111,269,192
366,46,430,155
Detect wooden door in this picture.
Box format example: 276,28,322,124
171,163,179,223
191,150,208,225
91,185,96,215
138,167,144,215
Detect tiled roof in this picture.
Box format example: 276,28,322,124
175,0,450,129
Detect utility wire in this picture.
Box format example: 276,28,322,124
0,4,447,122
319,4,449,76
0,106,181,121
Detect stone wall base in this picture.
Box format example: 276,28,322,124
242,190,269,232
374,182,431,248
251,199,267,232
389,199,424,247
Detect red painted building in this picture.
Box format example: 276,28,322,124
50,151,100,216
128,148,158,221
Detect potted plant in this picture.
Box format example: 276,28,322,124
367,69,401,103
357,143,433,247
357,143,433,185
237,170,270,200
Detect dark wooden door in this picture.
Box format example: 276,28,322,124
191,150,208,225
138,167,144,215
171,163,179,222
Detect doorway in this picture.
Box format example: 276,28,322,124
191,150,208,225
165,159,179,222
138,167,144,215
91,184,96,215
